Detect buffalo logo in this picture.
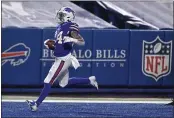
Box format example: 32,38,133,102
142,36,172,81
2,43,30,66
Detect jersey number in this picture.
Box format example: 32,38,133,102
57,31,63,44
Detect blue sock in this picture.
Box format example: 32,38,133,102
36,83,51,107
68,77,90,85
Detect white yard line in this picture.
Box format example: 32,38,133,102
2,99,171,104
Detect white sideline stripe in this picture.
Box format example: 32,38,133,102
2,100,171,104
40,59,127,62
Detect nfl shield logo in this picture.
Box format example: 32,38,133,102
142,36,172,81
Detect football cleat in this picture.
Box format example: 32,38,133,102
89,76,98,90
26,100,38,112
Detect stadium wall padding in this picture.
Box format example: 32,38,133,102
2,28,174,93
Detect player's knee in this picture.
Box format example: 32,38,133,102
59,81,68,88
44,79,49,84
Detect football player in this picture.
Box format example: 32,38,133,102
26,7,98,111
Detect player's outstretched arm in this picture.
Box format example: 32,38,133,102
65,31,85,45
70,31,84,42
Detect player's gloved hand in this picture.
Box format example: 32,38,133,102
44,39,56,50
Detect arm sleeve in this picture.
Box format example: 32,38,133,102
69,23,79,33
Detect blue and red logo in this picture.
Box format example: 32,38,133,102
142,36,172,81
2,43,30,66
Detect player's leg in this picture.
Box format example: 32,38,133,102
58,69,69,88
58,70,98,89
58,70,91,87
47,57,98,89
36,59,65,105
57,59,98,89
68,76,98,89
26,59,65,111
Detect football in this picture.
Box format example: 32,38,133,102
153,42,162,53
45,39,55,50
46,40,55,45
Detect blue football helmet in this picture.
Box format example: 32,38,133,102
56,7,75,24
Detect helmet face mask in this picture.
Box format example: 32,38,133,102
56,7,75,24
56,12,66,24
